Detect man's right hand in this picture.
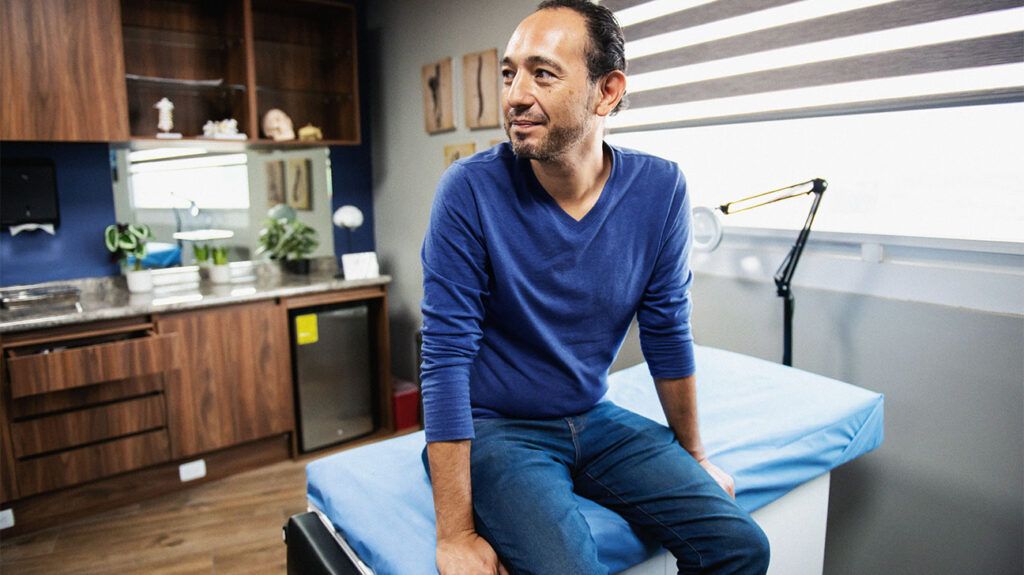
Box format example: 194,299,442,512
436,531,509,575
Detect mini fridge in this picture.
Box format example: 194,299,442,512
290,303,376,452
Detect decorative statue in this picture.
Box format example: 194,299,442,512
262,109,295,141
202,118,245,139
298,123,323,141
153,98,181,139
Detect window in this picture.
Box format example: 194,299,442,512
128,152,250,210
602,0,1024,243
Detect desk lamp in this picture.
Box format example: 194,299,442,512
692,178,827,366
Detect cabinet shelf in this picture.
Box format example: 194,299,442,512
127,74,246,92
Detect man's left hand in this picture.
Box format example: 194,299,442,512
697,458,735,498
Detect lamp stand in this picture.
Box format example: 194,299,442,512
720,178,827,366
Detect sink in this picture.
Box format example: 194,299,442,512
0,285,81,310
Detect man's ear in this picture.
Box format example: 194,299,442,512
594,70,626,117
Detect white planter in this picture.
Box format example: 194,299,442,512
196,261,211,280
209,264,232,284
125,269,153,293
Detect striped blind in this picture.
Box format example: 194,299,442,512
602,0,1024,133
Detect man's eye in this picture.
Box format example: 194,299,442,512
501,69,515,82
535,69,554,79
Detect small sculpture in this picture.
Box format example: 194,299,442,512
262,109,295,141
298,123,323,141
202,118,246,140
154,97,182,139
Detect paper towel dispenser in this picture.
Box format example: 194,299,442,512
1,158,59,231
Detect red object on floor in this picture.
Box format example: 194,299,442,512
393,379,421,431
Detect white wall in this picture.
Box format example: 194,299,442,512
366,0,535,374
365,1,1023,574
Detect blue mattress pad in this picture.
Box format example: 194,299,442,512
307,345,884,574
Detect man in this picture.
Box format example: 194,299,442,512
419,1,770,573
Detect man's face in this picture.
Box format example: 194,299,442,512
502,8,597,162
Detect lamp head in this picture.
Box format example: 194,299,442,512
691,206,723,252
333,205,364,230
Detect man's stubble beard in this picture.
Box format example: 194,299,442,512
505,95,595,163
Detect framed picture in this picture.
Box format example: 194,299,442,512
286,158,312,210
444,143,476,167
462,48,500,129
421,58,455,134
266,160,286,206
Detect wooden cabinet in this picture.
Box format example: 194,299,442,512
0,319,177,499
121,0,250,139
156,300,294,458
1,0,360,144
0,0,130,141
119,0,360,144
251,0,360,143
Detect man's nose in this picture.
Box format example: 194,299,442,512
505,72,534,109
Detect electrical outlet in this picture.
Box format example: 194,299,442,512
0,509,14,530
179,459,207,482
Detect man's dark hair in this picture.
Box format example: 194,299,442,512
537,0,628,113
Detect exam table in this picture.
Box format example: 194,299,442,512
285,345,884,574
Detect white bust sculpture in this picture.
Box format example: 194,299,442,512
262,109,295,141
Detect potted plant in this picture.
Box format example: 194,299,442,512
193,243,211,267
256,216,319,274
209,246,232,283
104,223,154,293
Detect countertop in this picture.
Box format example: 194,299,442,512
0,261,391,334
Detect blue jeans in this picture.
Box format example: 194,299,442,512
425,401,769,574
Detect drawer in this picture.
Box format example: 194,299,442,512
6,333,179,398
11,394,167,458
15,430,170,497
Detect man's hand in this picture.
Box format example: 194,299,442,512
436,531,509,575
696,457,736,498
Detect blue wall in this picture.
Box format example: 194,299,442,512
0,142,120,286
330,0,375,258
330,143,375,256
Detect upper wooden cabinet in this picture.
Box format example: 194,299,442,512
0,0,131,141
250,0,360,144
1,0,360,144
120,0,360,144
120,0,250,140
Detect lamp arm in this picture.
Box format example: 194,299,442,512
772,180,826,296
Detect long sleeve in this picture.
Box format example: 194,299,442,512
420,165,490,442
637,168,696,379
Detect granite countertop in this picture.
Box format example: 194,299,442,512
0,260,391,334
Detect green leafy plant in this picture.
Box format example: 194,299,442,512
193,244,210,264
211,246,229,266
104,223,153,271
256,217,319,261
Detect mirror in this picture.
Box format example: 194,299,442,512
111,144,336,267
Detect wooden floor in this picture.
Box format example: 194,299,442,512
1,449,327,574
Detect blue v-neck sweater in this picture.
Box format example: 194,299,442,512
420,143,695,442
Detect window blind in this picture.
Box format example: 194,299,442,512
602,0,1024,133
